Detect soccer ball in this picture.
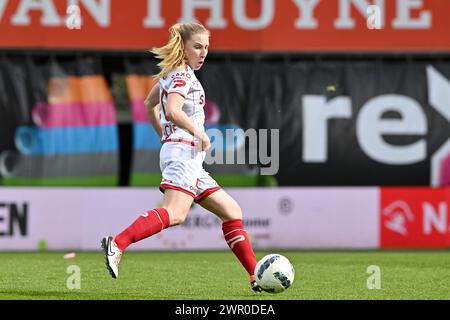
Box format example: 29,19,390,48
254,254,295,293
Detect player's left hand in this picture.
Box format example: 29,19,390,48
200,132,211,151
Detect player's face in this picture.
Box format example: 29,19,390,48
185,32,209,71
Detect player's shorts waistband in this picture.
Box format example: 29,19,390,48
162,138,196,147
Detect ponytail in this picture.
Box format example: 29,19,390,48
151,22,210,79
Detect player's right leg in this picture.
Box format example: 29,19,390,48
197,188,261,292
102,189,193,279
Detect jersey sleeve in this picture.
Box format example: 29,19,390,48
167,70,194,98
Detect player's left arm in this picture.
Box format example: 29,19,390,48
145,83,163,139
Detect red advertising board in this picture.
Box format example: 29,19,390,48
0,0,448,52
380,187,450,248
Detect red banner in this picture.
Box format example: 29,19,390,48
380,187,450,248
0,0,448,52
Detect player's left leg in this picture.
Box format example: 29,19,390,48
197,189,261,292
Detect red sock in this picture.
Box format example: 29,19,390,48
114,208,170,252
222,219,257,278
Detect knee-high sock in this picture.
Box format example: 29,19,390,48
114,208,170,252
222,219,257,279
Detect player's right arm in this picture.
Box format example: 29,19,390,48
145,83,163,139
165,93,211,151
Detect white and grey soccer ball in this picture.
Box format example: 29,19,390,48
254,254,295,293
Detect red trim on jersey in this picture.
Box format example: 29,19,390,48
159,183,196,198
167,91,186,98
194,186,222,204
160,89,168,118
162,138,195,147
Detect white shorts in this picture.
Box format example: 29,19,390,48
159,141,221,203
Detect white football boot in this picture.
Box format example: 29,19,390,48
101,236,122,279
250,275,262,292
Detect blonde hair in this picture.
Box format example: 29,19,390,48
151,22,210,79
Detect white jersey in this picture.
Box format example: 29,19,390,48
158,66,220,200
159,65,206,144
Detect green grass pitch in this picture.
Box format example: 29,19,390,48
0,250,449,300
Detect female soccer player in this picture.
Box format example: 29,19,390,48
101,22,262,292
